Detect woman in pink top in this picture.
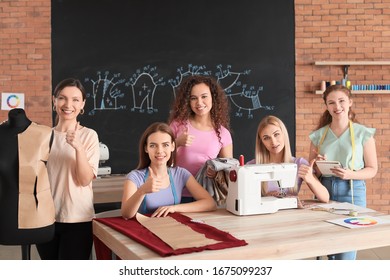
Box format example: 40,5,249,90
168,75,233,202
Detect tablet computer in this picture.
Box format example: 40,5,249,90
315,161,343,176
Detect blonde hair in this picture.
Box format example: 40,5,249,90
254,115,297,195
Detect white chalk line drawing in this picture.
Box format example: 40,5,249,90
125,65,165,114
215,64,274,119
84,71,126,116
84,64,275,118
168,64,212,99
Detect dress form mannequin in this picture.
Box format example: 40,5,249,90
0,109,55,259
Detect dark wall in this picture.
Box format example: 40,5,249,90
52,0,295,174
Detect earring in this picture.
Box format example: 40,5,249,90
80,108,85,115
52,105,56,111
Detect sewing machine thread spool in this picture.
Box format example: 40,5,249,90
349,210,358,217
239,155,244,166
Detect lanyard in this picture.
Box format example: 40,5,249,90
318,120,355,204
141,168,178,214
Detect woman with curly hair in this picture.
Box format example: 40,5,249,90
168,75,233,202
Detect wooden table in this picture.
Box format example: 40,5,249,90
92,207,390,260
93,175,125,204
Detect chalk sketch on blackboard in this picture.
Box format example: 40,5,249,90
167,64,274,118
84,71,126,115
227,85,274,119
214,64,273,119
215,64,251,90
168,64,212,99
84,64,274,118
125,65,165,114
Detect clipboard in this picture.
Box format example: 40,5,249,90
315,160,343,176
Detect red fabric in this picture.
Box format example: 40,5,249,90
93,235,115,260
93,212,247,258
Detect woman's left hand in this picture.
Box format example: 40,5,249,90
298,159,316,184
330,167,353,180
151,205,176,218
206,166,217,178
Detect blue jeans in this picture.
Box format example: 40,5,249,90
321,177,366,260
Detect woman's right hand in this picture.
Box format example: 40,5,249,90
313,149,326,161
176,127,195,147
311,150,326,176
140,167,167,194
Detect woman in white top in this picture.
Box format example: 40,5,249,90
36,78,100,260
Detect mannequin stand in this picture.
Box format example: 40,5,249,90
21,244,31,260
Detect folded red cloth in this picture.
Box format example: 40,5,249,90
93,212,247,258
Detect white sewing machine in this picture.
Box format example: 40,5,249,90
98,142,111,176
226,163,298,215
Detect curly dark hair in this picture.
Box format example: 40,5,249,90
167,75,231,143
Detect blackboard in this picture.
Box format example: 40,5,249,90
52,0,295,174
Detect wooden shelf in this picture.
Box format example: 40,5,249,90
315,90,390,95
314,61,390,66
314,61,390,94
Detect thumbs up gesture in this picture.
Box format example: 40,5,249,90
66,122,82,150
176,126,195,147
298,159,316,185
142,167,168,194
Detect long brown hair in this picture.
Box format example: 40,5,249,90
316,85,357,129
136,122,176,169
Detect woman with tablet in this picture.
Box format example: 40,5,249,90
309,85,378,260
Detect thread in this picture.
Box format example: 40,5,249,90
239,155,244,166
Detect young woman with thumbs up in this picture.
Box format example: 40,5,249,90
121,122,216,219
36,78,100,260
168,75,233,203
